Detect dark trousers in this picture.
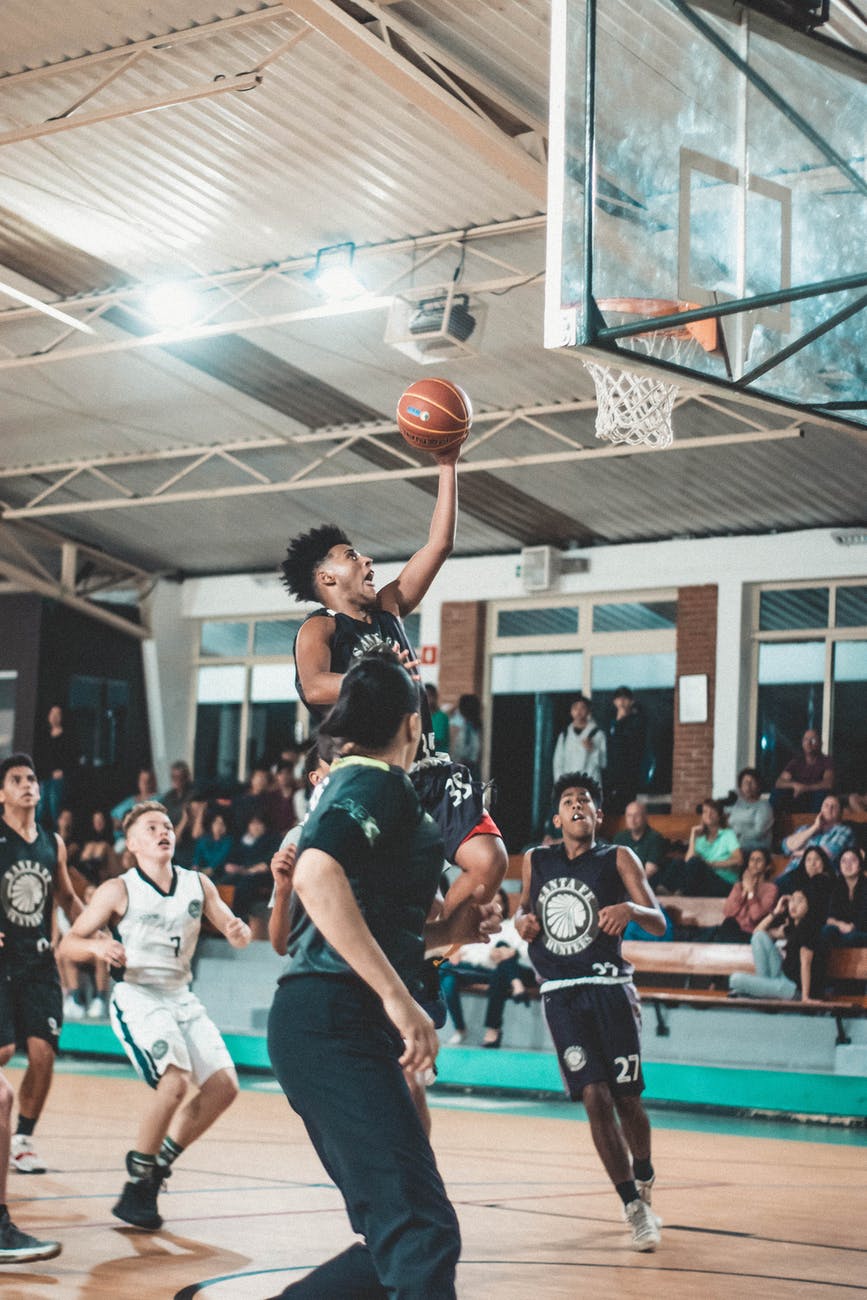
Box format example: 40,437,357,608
267,976,460,1299
440,957,534,1031
658,856,732,897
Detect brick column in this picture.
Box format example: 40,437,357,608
438,601,486,704
671,585,717,814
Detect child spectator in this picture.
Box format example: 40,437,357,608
192,810,233,881
224,812,280,928
440,888,535,1048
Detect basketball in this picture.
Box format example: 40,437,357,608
396,378,472,453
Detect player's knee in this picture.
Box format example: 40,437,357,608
26,1037,55,1070
0,1073,13,1118
159,1066,191,1106
581,1080,615,1120
207,1067,239,1110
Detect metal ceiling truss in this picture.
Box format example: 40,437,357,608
0,402,803,521
0,216,546,370
0,518,154,636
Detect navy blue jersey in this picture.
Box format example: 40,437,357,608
0,819,58,966
527,841,633,984
294,607,436,761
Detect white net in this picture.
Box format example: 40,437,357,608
583,360,678,449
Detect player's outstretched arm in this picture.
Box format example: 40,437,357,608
514,851,541,942
602,847,667,937
58,878,127,967
201,874,252,948
378,448,460,618
54,835,85,923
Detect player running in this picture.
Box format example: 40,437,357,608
59,801,250,1230
515,772,665,1252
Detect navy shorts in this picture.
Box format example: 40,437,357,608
0,960,63,1053
411,762,500,864
542,982,644,1100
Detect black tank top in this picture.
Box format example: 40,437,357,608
294,607,436,761
0,819,58,965
527,841,633,984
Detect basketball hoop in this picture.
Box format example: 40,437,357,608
585,298,718,449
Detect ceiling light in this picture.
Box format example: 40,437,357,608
832,530,867,546
144,283,202,329
306,242,366,301
0,279,94,334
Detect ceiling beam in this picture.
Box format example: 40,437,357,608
283,0,547,202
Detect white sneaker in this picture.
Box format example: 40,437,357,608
86,996,107,1019
63,994,84,1021
625,1197,661,1252
10,1134,47,1175
637,1175,663,1227
447,1029,466,1045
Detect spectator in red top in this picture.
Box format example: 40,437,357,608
264,761,299,838
771,729,834,813
712,848,779,942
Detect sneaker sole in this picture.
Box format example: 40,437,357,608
12,1165,47,1175
0,1241,62,1263
111,1209,162,1231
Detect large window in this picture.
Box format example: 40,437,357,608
192,611,423,785
752,581,867,792
488,593,677,847
0,671,16,755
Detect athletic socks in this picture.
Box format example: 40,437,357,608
157,1136,184,1169
126,1151,158,1183
615,1178,640,1206
15,1117,36,1137
633,1157,654,1183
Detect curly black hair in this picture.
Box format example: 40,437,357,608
280,523,351,604
552,771,603,810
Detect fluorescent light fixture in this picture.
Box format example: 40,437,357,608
307,242,366,301
144,283,202,329
0,280,95,334
832,530,867,546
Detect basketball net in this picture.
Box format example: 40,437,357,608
584,300,714,450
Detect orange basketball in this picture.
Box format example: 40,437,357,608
396,378,472,453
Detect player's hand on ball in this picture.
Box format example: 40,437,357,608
515,912,541,941
225,917,252,948
394,646,421,680
432,441,463,466
270,846,296,894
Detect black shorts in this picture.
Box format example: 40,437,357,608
542,982,644,1100
411,762,500,863
0,960,64,1053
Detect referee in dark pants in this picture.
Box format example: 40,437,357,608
266,652,499,1299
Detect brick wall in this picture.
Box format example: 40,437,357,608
671,584,718,814
438,600,486,704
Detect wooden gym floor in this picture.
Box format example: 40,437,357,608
3,1060,866,1299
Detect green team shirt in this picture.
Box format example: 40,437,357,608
281,757,444,999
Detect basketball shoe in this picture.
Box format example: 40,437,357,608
637,1175,662,1227
10,1134,46,1174
0,1209,61,1264
112,1177,162,1230
624,1197,661,1252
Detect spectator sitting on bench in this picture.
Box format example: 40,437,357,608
224,812,280,927
728,885,824,1003
656,798,743,897
440,888,535,1049
192,810,233,881
775,843,833,930
778,793,857,877
823,847,867,949
710,848,778,943
770,729,834,813
726,767,775,853
612,802,667,884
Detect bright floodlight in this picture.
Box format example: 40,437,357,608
144,283,201,328
307,242,366,302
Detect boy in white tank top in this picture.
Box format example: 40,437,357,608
59,801,250,1230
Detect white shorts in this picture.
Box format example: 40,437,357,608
110,982,234,1090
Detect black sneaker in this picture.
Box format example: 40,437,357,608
112,1179,163,1230
0,1214,62,1263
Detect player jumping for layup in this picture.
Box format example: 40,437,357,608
282,442,507,918
60,801,250,1229
515,773,665,1252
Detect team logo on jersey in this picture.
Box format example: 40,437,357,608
188,900,202,918
563,1044,587,1072
152,1040,169,1059
352,632,401,659
335,798,380,845
0,860,52,928
536,877,599,956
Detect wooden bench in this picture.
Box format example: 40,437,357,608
622,941,867,1044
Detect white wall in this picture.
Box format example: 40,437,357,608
147,529,866,790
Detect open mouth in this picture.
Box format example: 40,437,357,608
158,839,171,848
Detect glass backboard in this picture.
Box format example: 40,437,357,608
545,0,867,427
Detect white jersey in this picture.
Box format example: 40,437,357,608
116,865,205,992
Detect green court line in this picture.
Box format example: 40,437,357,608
56,1024,867,1122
